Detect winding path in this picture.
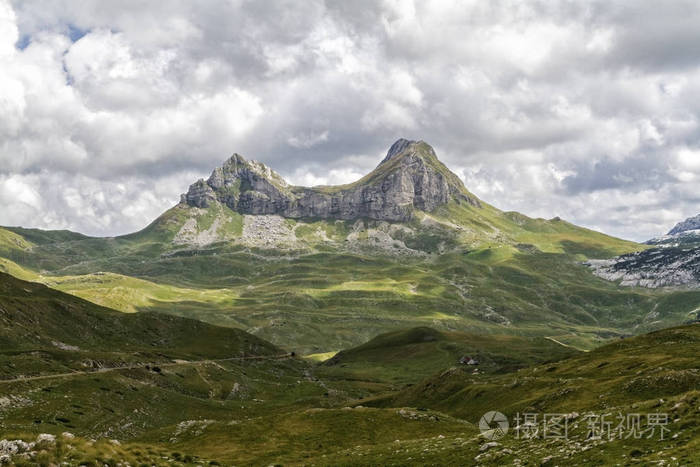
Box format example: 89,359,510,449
0,354,293,384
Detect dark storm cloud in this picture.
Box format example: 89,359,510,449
0,0,699,239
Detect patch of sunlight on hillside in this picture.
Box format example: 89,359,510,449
45,272,238,314
303,351,338,362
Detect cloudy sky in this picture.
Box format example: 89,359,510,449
1,0,699,241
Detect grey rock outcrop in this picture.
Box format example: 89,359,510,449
181,139,480,222
587,246,700,288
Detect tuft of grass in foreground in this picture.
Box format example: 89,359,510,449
0,433,217,466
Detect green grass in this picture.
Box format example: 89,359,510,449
0,433,218,466
0,271,329,464
375,323,700,416
303,351,338,362
356,323,700,465
1,269,698,465
436,201,644,257
0,214,690,355
0,257,38,281
316,327,579,396
167,407,476,466
43,271,240,314
0,272,279,370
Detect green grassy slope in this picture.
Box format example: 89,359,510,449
436,201,643,257
317,326,578,390
363,323,700,465
0,269,697,465
378,323,700,416
0,271,323,464
0,227,34,258
0,272,475,466
0,206,694,356
0,271,276,365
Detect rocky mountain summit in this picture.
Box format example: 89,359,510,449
182,139,480,222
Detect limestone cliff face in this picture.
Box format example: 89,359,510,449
181,139,480,222
587,246,700,288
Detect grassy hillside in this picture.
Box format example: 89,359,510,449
0,272,318,464
0,271,276,364
317,327,578,391
0,269,697,465
0,201,693,356
364,323,700,465
378,322,700,415
0,273,475,465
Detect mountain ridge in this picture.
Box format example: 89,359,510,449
588,212,700,289
182,139,480,223
668,213,700,236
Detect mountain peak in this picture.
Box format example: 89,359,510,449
668,214,700,236
380,138,417,165
181,139,480,221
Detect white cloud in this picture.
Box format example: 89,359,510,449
0,0,699,240
287,130,329,149
0,0,17,56
287,166,364,187
676,148,700,171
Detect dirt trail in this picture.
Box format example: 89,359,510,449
0,354,293,384
544,336,588,352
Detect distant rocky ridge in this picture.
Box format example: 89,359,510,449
668,214,700,236
182,139,480,222
646,213,700,246
588,212,700,288
586,247,700,288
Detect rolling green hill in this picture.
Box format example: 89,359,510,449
0,271,316,464
364,323,700,465
317,327,578,391
0,271,278,367
0,272,476,465
0,217,690,356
